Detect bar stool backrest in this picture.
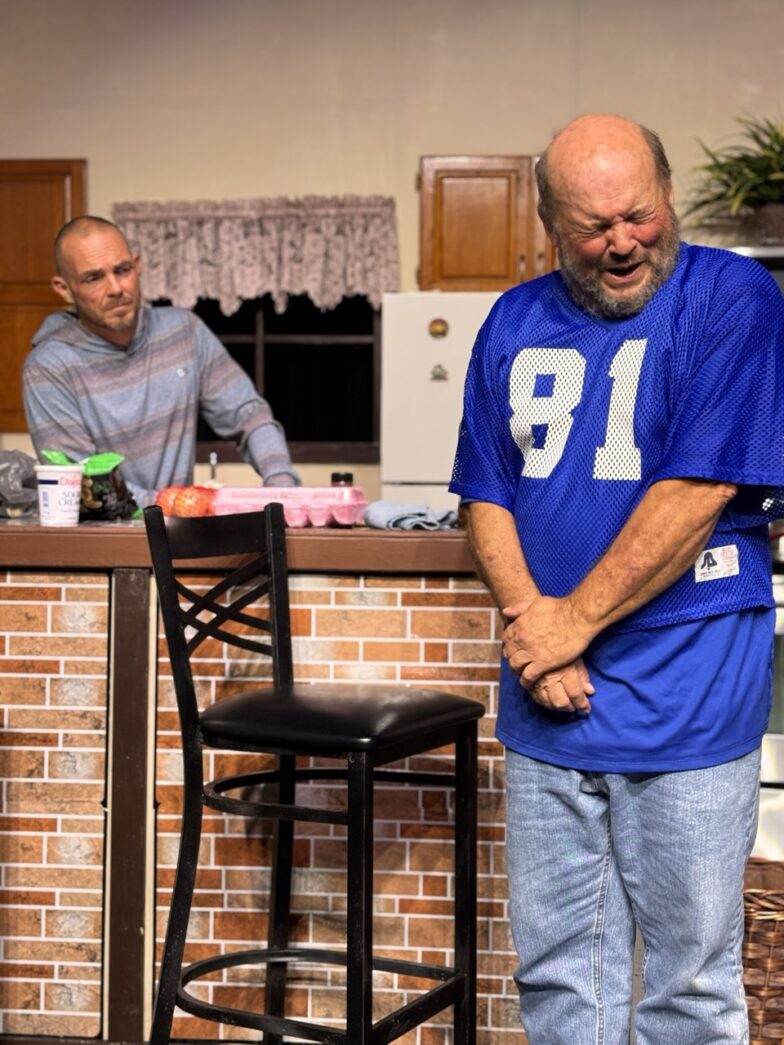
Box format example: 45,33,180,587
143,503,295,744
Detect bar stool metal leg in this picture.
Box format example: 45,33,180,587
263,754,296,1044
346,751,374,1042
454,723,478,1045
149,762,204,1045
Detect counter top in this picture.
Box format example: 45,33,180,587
0,520,476,575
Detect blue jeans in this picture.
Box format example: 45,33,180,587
505,748,761,1045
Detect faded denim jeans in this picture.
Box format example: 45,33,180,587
505,748,761,1045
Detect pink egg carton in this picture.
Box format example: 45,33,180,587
211,486,368,527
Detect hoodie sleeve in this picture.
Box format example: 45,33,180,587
194,318,300,485
23,353,98,463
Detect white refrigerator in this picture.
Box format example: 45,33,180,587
380,291,500,511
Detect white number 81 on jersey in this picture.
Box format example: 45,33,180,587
509,338,648,481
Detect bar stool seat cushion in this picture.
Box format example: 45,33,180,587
201,682,484,753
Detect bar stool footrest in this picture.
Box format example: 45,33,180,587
176,946,463,1044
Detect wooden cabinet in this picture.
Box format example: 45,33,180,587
0,159,86,431
418,155,555,291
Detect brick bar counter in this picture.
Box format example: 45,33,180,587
0,522,523,1045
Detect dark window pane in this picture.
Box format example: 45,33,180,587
265,343,373,442
226,344,256,382
264,294,374,335
195,297,261,335
189,294,377,454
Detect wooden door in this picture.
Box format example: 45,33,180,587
0,160,87,431
418,155,555,291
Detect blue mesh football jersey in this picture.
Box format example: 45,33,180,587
451,244,784,631
494,607,774,773
450,243,784,771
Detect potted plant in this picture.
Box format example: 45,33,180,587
685,114,784,243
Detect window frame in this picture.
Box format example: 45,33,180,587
194,298,381,465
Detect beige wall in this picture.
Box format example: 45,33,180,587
2,0,782,487
2,0,783,283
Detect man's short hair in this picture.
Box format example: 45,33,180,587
54,215,129,278
535,121,672,229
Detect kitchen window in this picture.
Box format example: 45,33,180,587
114,194,398,467
192,294,380,464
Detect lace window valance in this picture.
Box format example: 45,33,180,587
111,195,399,315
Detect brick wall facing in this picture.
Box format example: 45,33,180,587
0,568,526,1044
0,571,107,1037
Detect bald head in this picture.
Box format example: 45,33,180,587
536,115,672,230
532,114,679,319
54,216,131,279
50,216,142,348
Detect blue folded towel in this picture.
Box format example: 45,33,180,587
363,500,458,531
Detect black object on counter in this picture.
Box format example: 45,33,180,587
0,450,37,517
80,467,138,520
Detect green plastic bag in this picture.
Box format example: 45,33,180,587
41,450,139,520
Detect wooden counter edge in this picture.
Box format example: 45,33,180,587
0,523,477,575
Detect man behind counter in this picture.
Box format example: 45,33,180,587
23,216,299,508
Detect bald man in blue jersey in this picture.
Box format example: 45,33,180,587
451,114,784,1045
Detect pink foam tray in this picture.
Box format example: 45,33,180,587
211,486,368,528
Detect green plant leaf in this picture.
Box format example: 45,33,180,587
687,113,784,220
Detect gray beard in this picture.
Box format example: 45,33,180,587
559,227,681,320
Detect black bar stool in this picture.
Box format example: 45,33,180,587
144,502,484,1044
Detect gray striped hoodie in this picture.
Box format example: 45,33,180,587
23,306,299,507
